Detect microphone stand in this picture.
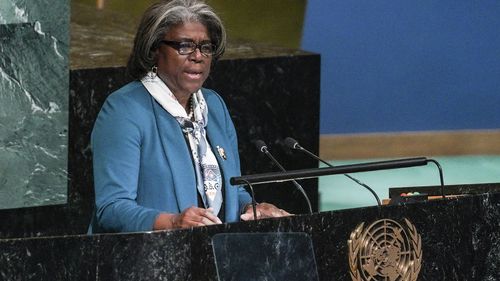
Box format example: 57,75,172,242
232,157,447,204
231,158,430,184
241,179,258,220
288,140,381,207
426,159,446,199
285,137,446,202
255,140,313,214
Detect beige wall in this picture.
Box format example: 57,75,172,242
320,130,500,160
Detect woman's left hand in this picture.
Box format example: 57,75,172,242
240,202,291,221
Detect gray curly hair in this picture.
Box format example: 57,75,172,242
127,0,226,79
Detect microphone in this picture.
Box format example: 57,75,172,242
254,140,313,214
284,137,381,207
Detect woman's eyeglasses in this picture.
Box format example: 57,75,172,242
160,40,216,56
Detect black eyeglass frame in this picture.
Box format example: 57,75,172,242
160,40,216,56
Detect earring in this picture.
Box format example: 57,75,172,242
148,65,158,79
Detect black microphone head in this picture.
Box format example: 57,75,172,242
254,140,268,153
284,137,300,149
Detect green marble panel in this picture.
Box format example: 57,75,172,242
0,1,69,209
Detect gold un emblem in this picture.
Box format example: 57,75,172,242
348,218,422,281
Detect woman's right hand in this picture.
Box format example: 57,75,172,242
153,207,222,230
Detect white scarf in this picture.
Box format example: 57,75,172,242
141,72,223,215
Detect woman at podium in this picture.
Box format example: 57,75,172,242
89,0,289,233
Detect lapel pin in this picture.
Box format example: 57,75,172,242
216,146,227,160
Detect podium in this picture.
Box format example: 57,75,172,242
0,184,499,280
212,232,319,280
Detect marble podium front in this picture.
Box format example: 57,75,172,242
1,189,499,280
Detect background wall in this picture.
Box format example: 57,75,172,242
302,0,500,135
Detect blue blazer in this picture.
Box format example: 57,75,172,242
89,81,251,233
